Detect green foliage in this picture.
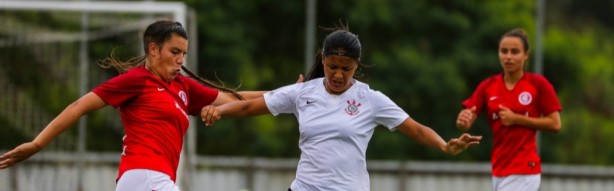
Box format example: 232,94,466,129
538,26,614,165
343,0,535,161
0,117,28,149
3,0,613,165
182,0,538,161
542,109,614,165
198,115,300,157
178,0,614,165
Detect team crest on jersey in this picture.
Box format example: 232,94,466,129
178,90,187,105
345,99,362,116
518,91,532,106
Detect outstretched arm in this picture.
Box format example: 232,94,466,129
201,97,271,126
238,91,267,100
210,91,263,105
0,92,107,169
211,74,304,104
397,117,482,156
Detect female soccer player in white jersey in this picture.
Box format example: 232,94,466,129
201,27,483,191
456,28,562,191
0,20,267,191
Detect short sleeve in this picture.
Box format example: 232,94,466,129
185,77,219,115
462,77,491,114
535,76,562,115
92,73,145,108
263,83,300,116
370,90,409,131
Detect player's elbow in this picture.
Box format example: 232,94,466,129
545,122,561,133
550,123,561,133
550,116,562,133
542,114,561,133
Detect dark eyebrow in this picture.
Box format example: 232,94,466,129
170,47,187,54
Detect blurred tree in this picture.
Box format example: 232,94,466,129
540,26,614,165
183,0,537,161
4,0,613,165
178,0,614,162
180,0,614,165
183,0,305,157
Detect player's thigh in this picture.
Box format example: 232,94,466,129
116,169,181,191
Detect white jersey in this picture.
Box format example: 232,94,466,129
264,78,409,191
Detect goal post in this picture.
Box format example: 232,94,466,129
0,1,197,190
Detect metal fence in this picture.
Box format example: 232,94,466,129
1,152,613,191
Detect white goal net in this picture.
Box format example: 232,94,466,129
0,1,196,190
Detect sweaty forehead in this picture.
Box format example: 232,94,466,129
323,55,357,66
164,34,188,51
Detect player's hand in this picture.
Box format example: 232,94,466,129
0,142,42,169
498,105,516,126
456,106,476,131
200,105,221,126
444,133,482,156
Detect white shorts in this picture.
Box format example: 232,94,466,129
116,169,181,191
492,174,540,191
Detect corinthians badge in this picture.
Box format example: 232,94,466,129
345,99,362,116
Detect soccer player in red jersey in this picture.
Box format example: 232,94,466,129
456,28,562,191
0,20,265,191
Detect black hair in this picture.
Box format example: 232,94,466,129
306,26,362,80
142,20,188,55
98,20,244,100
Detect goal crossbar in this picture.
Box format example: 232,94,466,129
0,1,186,25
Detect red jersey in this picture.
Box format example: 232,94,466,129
92,66,218,182
462,72,561,176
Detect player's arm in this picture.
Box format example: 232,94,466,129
211,91,265,105
211,91,266,105
210,91,239,105
210,74,304,105
457,77,490,131
201,97,270,126
397,117,482,156
238,91,267,100
238,75,303,100
498,105,561,132
0,92,107,169
219,97,270,117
